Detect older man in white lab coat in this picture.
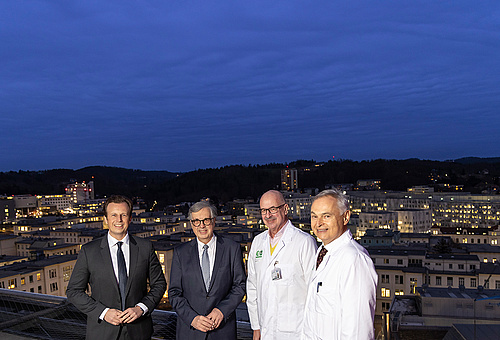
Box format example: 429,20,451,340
302,189,377,340
247,190,317,340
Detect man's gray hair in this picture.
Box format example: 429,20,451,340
188,200,217,220
313,189,350,214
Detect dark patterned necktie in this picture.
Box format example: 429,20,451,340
117,242,128,310
316,246,328,269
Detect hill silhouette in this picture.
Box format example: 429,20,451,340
1,158,499,209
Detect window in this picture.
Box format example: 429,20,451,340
158,253,165,263
63,266,71,282
50,282,58,292
484,258,488,263
384,258,390,264
381,288,391,298
459,277,465,286
381,274,390,284
8,279,17,289
49,269,57,279
470,265,476,270
37,273,41,281
458,264,464,270
381,302,390,311
496,280,500,289
436,276,442,286
395,275,404,285
410,278,417,294
470,278,477,288
395,289,404,296
29,275,33,283
449,264,453,269
38,286,42,293
447,277,453,286
397,259,403,265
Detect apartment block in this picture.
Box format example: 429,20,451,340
0,255,77,297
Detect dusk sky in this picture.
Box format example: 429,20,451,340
1,1,499,173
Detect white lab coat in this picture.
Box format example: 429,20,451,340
247,221,318,340
302,229,377,340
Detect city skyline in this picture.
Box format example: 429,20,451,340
1,1,499,173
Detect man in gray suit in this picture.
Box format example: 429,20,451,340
168,200,246,340
67,195,166,340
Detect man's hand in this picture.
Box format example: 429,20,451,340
206,307,224,330
191,315,213,332
120,306,143,324
104,309,124,326
253,329,261,340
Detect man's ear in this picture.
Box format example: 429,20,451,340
343,210,351,226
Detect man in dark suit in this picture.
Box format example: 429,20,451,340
168,200,246,340
67,195,167,340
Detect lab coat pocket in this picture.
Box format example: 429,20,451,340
276,265,301,333
313,284,336,339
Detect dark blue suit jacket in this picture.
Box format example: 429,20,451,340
168,235,246,340
67,234,166,340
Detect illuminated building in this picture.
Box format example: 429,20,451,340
65,181,94,204
281,168,298,191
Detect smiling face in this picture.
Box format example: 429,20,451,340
104,202,131,240
311,195,351,245
191,207,215,244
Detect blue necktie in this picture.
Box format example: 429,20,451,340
117,242,128,310
202,244,210,290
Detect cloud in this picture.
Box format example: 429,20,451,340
0,1,499,172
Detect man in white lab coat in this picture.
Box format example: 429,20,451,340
247,190,317,340
302,189,377,340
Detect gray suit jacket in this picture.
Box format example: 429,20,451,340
67,234,167,340
168,235,246,340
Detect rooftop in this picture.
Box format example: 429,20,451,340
0,289,252,340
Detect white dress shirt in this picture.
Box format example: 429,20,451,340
197,234,217,280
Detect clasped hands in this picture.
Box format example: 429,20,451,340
191,307,224,332
104,306,143,326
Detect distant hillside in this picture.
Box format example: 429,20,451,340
453,157,500,164
1,158,499,209
0,166,178,199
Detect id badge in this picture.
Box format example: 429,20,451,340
271,266,282,280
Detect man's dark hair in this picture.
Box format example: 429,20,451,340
103,195,133,217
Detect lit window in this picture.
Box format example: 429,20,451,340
381,288,391,298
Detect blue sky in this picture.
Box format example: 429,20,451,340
1,1,499,172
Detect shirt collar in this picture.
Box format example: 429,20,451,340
197,234,216,251
268,219,290,240
322,229,352,253
108,232,129,247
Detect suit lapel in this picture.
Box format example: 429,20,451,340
100,236,121,298
208,235,225,293
189,239,207,292
126,235,138,296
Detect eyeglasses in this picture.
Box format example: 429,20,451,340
190,218,214,227
259,204,285,215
